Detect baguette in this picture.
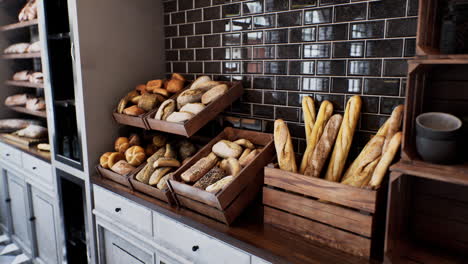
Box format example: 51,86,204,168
304,114,343,178
153,158,181,168
382,105,404,153
302,96,316,144
341,135,385,187
324,96,362,182
368,132,402,189
300,100,334,174
274,119,297,173
181,152,218,182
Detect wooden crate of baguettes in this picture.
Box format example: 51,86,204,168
264,95,404,260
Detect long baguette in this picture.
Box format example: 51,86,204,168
274,119,297,173
300,100,334,174
304,114,343,177
302,96,316,144
341,135,384,187
368,132,402,189
382,105,404,153
324,96,362,182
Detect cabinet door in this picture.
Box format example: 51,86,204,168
0,169,9,232
31,187,59,264
157,254,181,264
6,172,30,249
100,227,153,264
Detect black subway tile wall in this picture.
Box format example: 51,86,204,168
163,0,416,152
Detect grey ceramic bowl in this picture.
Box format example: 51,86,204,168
415,112,462,164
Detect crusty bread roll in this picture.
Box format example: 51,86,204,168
164,143,177,159
152,88,170,97
149,167,172,186
138,93,162,111
369,132,402,189
177,89,204,108
135,84,147,94
206,176,234,193
324,96,362,182
166,79,185,93
146,79,163,92
274,119,297,173
190,76,211,90
108,152,125,168
382,105,404,153
193,167,225,190
239,149,259,167
125,146,146,166
155,99,176,120
5,94,31,106
212,140,243,159
152,133,167,147
157,173,172,190
172,73,186,82
128,134,141,147
181,152,218,182
37,143,50,152
136,148,166,184
166,111,194,123
100,152,113,169
111,160,135,175
220,157,241,176
130,95,141,104
302,96,316,144
115,137,130,153
238,149,252,165
341,135,385,187
233,139,255,149
300,100,334,174
153,158,180,168
123,105,146,116
304,114,343,178
12,70,31,81
179,103,205,115
201,84,228,105
178,140,197,160
196,81,221,92
117,90,139,114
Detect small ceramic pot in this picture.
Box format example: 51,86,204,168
415,112,462,164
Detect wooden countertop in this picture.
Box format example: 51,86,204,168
0,136,51,162
92,176,375,264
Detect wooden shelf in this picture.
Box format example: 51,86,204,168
391,160,468,186
0,136,50,163
0,19,38,32
5,80,43,89
1,52,41,59
8,106,47,118
411,55,468,65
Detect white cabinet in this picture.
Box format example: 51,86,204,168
252,256,271,264
0,169,9,232
30,187,59,264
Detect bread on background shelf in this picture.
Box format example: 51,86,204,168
273,119,297,173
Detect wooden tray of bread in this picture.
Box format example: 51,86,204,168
0,133,47,146
129,163,176,205
168,127,274,225
96,164,133,188
145,79,243,137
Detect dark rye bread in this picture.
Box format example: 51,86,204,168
193,167,226,190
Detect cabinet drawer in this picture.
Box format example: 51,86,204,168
0,142,22,167
156,214,250,264
22,153,52,184
94,186,152,236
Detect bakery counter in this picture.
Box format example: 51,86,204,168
92,175,375,264
0,135,50,163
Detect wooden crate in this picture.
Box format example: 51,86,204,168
96,165,133,188
128,163,176,205
168,127,275,224
263,167,387,260
113,110,149,129
145,82,243,137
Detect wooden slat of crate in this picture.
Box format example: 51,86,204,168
263,187,373,237
264,206,372,257
264,167,377,213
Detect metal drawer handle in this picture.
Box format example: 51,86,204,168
5,153,10,157
32,166,37,170
192,245,199,252
115,208,121,213
29,216,36,222
5,198,11,203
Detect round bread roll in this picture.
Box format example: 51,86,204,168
166,111,194,123
99,152,113,169
152,88,170,97
190,76,211,90
172,73,186,82
166,79,185,93
201,84,228,105
125,146,146,166
123,105,146,116
155,99,175,120
135,84,147,94
146,79,163,92
179,103,205,115
212,140,243,159
108,152,125,169
115,137,130,153
221,157,241,176
177,89,204,109
145,144,158,156
128,134,141,146
111,160,135,175
152,133,167,147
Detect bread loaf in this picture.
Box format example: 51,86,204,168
152,133,167,147
136,148,166,184
5,94,30,106
157,173,172,190
239,149,259,167
135,84,147,94
179,103,205,115
172,73,186,82
368,132,402,189
125,146,146,166
178,140,197,160
212,140,243,159
274,119,297,173
28,72,43,83
138,93,161,111
15,124,47,138
128,134,141,146
196,81,221,92
123,105,146,116
382,105,404,153
37,143,50,152
193,167,225,190
130,95,141,104
117,90,139,114
155,99,176,120
220,157,241,176
166,79,185,93
302,96,316,144
201,84,228,105
190,76,211,90
12,70,31,81
107,152,125,169
304,114,343,178
238,149,252,165
233,139,255,149
111,160,135,175
300,100,334,174
25,97,45,111
99,152,113,169
146,80,163,92
153,158,180,168
324,96,362,182
149,167,172,186
166,111,194,123
181,152,218,182
206,176,234,193
177,89,204,108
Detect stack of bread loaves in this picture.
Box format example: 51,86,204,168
155,76,229,123
117,73,186,116
274,95,403,189
100,134,147,176
180,138,261,193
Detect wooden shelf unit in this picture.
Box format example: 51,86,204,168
0,19,38,32
5,80,44,89
1,52,41,59
8,106,47,118
392,160,468,186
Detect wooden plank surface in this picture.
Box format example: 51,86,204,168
1,52,41,59
0,19,38,31
263,187,373,237
5,80,44,89
264,167,377,213
391,160,468,186
264,206,372,258
8,106,47,118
